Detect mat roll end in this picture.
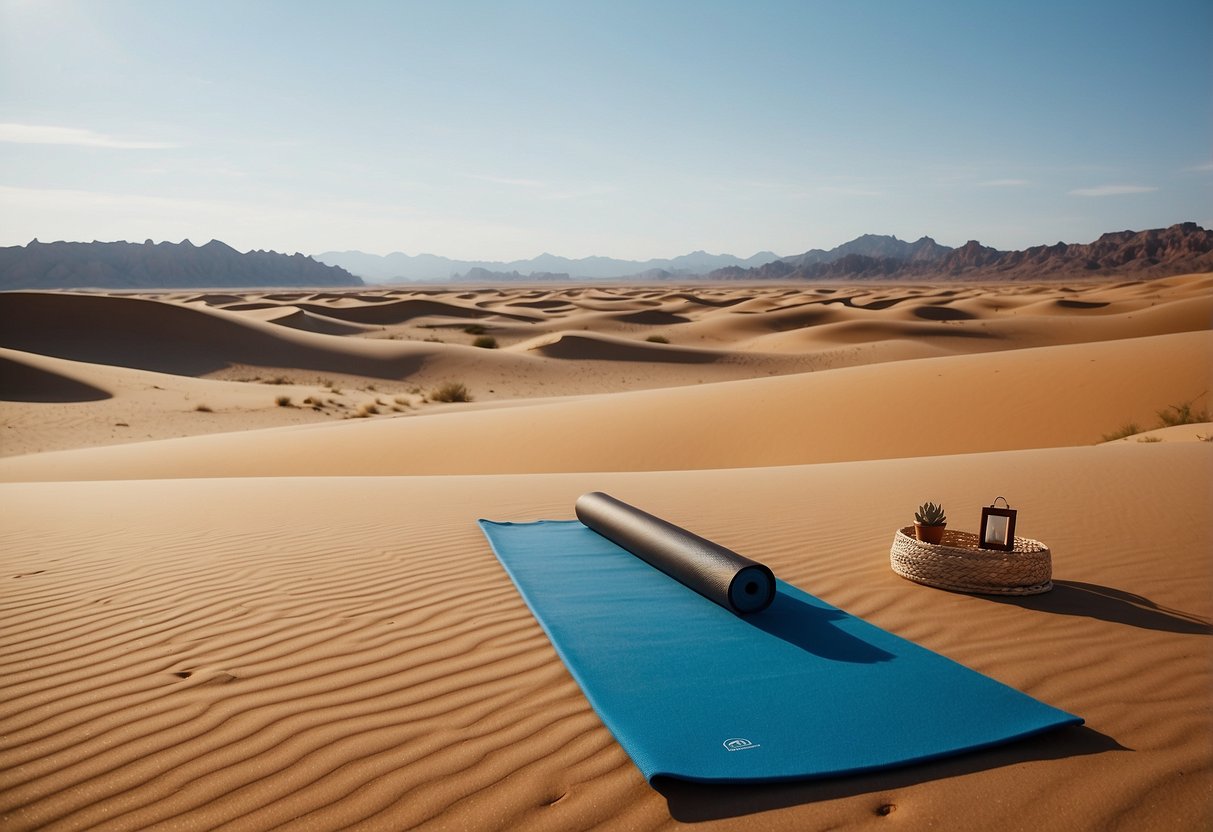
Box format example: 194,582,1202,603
575,491,777,615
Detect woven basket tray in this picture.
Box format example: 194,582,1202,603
890,526,1052,595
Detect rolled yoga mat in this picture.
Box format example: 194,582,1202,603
574,491,775,614
479,504,1082,784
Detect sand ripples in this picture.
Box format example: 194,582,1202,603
0,500,637,831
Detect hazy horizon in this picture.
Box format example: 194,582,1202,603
2,0,1210,261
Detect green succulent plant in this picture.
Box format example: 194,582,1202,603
914,502,947,526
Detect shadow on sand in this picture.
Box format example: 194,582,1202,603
983,580,1211,635
655,723,1122,822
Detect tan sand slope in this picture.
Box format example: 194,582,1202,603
0,291,519,379
0,347,429,456
2,329,1207,481
2,445,1209,830
3,276,1210,458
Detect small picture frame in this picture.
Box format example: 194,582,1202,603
979,501,1017,551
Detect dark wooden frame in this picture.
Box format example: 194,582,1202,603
979,504,1017,551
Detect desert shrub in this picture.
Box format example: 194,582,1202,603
1101,423,1140,442
464,324,487,335
194,404,213,413
645,335,670,344
275,395,292,407
473,335,498,349
269,376,290,385
1157,398,1208,427
358,403,379,416
431,382,472,403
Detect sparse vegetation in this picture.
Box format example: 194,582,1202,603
464,324,487,335
275,395,292,407
358,403,379,416
1137,435,1163,443
646,335,670,344
1101,423,1141,442
431,382,472,403
473,335,498,349
194,404,213,413
1102,395,1210,442
268,376,290,385
1157,397,1208,427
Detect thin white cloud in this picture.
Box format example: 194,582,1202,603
1188,162,1213,173
978,178,1030,187
1068,184,1158,197
816,185,884,197
540,184,620,201
0,123,177,149
465,173,619,202
467,174,547,188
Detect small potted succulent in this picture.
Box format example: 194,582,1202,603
914,502,947,545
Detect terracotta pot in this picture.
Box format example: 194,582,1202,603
914,523,947,545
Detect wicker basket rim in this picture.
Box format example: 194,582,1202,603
895,526,1048,556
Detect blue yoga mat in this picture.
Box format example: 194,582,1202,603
478,518,1082,783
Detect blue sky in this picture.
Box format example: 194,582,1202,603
1,0,1209,259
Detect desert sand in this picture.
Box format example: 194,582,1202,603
2,275,1211,830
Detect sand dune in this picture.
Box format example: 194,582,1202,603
3,329,1206,481
1,276,1211,830
0,354,112,403
523,331,722,363
0,291,436,377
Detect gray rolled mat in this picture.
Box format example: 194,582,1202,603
574,491,776,614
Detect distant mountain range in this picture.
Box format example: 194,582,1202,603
318,223,1212,283
0,239,362,290
314,249,780,282
3,224,1208,290
710,223,1213,281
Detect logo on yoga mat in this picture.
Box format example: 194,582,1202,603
723,737,760,752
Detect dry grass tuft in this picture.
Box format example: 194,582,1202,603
1157,397,1209,427
431,382,472,403
1101,423,1140,442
